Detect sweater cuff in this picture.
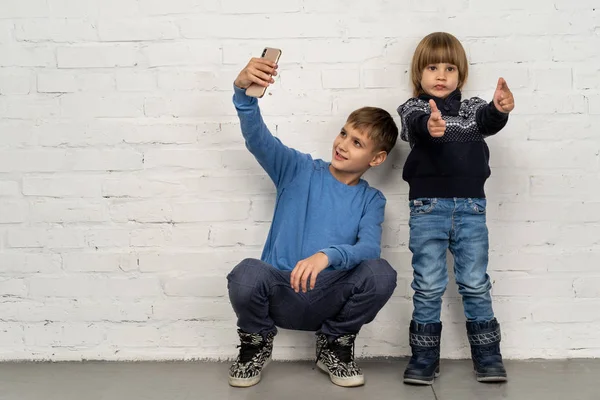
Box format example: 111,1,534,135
233,84,256,106
320,248,342,269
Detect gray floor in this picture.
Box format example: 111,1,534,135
0,359,597,400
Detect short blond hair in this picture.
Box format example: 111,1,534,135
410,32,469,97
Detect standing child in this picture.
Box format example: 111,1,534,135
397,32,514,384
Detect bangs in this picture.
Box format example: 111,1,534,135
418,41,464,69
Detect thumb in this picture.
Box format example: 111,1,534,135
429,99,439,114
496,77,506,91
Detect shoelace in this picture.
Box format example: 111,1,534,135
237,343,262,363
316,336,356,364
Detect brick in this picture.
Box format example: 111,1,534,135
497,201,600,224
28,276,162,298
163,275,227,297
222,41,303,65
143,42,221,67
179,14,341,39
139,0,219,15
0,45,55,67
109,200,173,223
304,39,385,63
209,223,270,247
172,201,250,222
48,0,140,17
552,36,600,62
526,115,598,140
279,68,322,91
0,324,23,347
98,19,179,42
144,93,234,118
221,0,301,13
60,94,145,118
533,300,600,323
143,149,222,170
23,176,104,198
0,95,60,118
62,253,138,272
130,227,173,248
532,68,573,91
0,299,151,322
0,278,27,297
0,68,32,95
0,201,27,223
115,71,156,92
322,69,360,89
7,228,86,249
24,323,104,347
0,0,49,18
14,19,97,42
30,200,108,223
0,181,19,197
530,175,600,198
513,93,586,115
574,66,600,90
491,141,598,171
468,37,552,63
492,275,574,297
151,299,234,321
137,250,256,273
105,324,159,347
57,45,139,68
85,229,131,249
102,176,188,198
0,254,62,273
363,67,405,89
156,70,230,91
37,71,115,93
0,150,69,173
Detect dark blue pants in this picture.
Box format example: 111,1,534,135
227,258,397,340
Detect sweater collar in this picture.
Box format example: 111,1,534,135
418,89,462,114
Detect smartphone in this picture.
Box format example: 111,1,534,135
246,47,282,98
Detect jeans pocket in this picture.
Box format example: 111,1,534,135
409,198,437,215
470,198,487,214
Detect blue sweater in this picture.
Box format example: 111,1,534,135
233,86,386,271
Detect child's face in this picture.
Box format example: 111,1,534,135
330,123,384,174
421,63,459,99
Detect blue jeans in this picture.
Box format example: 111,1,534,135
227,258,397,340
409,198,494,324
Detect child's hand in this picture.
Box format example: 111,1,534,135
234,58,278,90
493,77,514,113
428,99,446,137
290,252,329,293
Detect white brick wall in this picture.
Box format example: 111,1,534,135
0,0,599,361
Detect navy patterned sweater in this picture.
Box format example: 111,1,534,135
397,89,508,200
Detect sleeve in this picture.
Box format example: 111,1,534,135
233,85,311,188
397,98,431,147
474,97,509,137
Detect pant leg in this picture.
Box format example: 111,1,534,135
449,198,495,322
315,259,397,340
408,198,452,324
227,258,296,336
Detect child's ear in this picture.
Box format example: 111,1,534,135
370,150,387,167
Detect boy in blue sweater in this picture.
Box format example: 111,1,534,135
227,57,399,388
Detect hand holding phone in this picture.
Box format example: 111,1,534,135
234,47,281,98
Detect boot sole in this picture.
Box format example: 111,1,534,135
316,360,365,387
228,359,271,388
403,370,440,386
476,373,507,383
